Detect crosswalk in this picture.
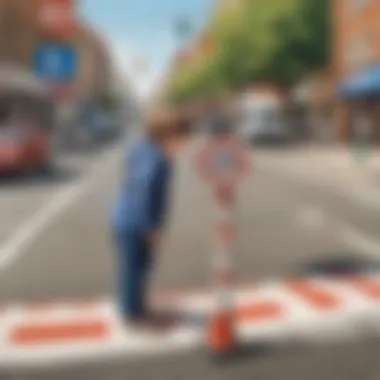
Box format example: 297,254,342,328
2,275,380,369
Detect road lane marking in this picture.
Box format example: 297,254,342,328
341,185,380,209
267,160,380,210
11,319,109,345
294,202,380,261
0,145,123,273
287,279,341,311
2,277,380,368
0,183,85,272
340,226,380,258
235,301,283,322
265,163,380,260
254,159,380,262
344,277,380,301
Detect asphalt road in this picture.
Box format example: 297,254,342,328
1,135,380,379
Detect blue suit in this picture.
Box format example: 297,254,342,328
111,136,170,319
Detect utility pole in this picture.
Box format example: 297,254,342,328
174,14,193,46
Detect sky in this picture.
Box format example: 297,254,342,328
80,0,213,101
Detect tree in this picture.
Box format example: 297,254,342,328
167,0,329,104
298,0,329,69
241,0,329,87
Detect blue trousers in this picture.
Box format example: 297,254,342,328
114,230,152,319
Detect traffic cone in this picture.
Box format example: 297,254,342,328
206,309,235,357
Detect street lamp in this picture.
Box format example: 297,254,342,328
174,15,193,45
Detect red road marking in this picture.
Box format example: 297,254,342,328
346,276,380,301
287,280,340,311
9,319,109,346
235,301,283,322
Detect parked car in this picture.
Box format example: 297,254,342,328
62,105,97,151
68,106,122,149
0,64,56,175
0,124,52,175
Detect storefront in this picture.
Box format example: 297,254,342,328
291,73,334,143
337,64,380,144
0,64,55,132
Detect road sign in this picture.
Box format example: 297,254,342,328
33,43,77,83
196,135,250,187
39,0,74,37
196,133,250,356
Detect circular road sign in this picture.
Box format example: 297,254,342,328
196,135,250,187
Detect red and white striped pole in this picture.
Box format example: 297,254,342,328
206,183,236,355
195,133,250,357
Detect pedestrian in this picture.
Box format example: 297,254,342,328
110,108,191,328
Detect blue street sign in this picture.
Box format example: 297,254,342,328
32,42,77,82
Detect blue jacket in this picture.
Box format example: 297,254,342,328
111,137,171,232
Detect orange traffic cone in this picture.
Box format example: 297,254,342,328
206,310,235,356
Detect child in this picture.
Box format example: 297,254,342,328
110,108,191,327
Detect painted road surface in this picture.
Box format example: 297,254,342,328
1,136,380,379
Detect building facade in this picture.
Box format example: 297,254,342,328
333,0,380,142
72,22,113,102
0,0,40,66
0,0,112,103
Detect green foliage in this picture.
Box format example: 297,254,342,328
265,0,329,85
168,0,329,104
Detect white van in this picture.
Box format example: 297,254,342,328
238,94,289,144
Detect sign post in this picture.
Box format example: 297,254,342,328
32,42,77,102
35,0,77,102
196,133,250,357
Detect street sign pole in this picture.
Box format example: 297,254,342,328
174,15,193,48
35,0,77,103
35,0,77,152
208,182,236,358
196,133,250,358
